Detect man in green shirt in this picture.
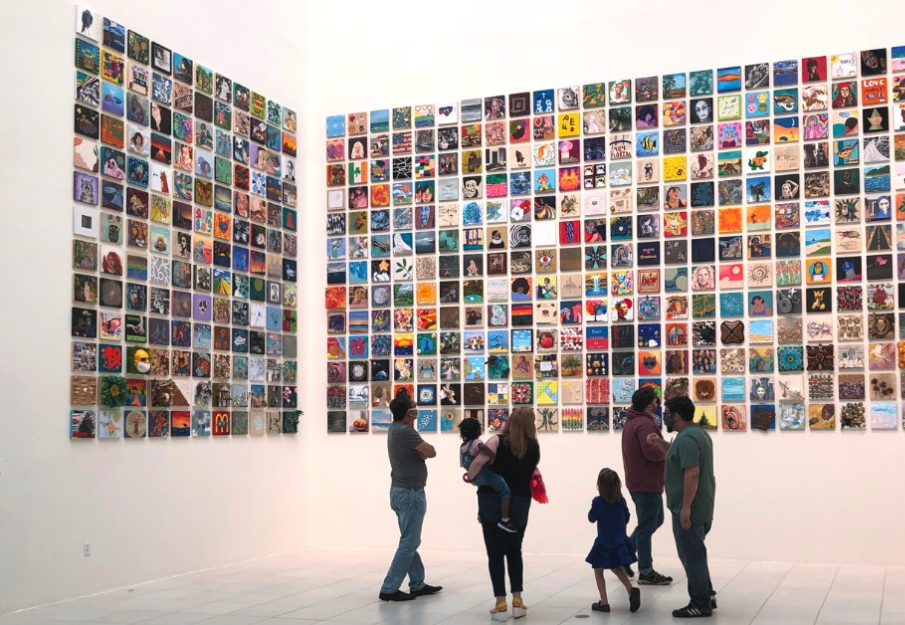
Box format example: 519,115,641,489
646,396,716,618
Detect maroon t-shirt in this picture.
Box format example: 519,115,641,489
621,409,666,493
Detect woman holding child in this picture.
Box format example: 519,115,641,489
463,407,541,621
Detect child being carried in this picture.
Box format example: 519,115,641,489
458,418,517,534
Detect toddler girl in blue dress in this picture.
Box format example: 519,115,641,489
586,468,641,613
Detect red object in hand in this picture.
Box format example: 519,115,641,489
530,469,549,504
463,473,472,483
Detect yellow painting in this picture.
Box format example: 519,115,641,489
808,403,836,430
693,405,718,430
557,112,580,138
662,156,687,181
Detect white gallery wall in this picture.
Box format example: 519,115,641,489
301,0,905,567
0,0,308,613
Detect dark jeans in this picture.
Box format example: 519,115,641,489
672,513,714,611
478,489,531,597
630,491,664,575
380,487,426,593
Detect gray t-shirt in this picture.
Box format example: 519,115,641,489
388,421,427,489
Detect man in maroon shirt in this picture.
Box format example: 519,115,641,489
621,387,673,585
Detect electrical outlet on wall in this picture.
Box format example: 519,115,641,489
83,542,91,557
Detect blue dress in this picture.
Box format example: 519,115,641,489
585,496,637,569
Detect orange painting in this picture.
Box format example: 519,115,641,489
718,206,743,233
416,308,437,330
370,183,390,207
416,283,437,305
746,204,771,231
324,286,346,309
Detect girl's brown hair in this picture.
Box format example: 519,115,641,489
597,468,622,504
504,407,538,460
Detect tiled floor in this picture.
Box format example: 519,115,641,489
2,550,901,624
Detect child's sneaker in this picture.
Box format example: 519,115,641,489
629,587,641,613
497,519,518,533
591,601,610,612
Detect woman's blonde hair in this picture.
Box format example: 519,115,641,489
597,468,622,504
505,407,538,459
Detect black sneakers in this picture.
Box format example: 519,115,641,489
497,519,518,534
672,604,713,618
412,584,443,597
378,590,415,601
629,587,641,613
638,570,673,585
379,584,443,601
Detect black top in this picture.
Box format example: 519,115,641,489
485,435,540,498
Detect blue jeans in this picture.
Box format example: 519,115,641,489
477,489,531,597
463,454,511,498
672,513,714,611
380,487,427,593
630,491,664,575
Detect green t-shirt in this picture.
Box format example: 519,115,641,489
665,424,716,525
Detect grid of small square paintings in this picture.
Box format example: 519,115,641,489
325,46,905,436
71,6,300,440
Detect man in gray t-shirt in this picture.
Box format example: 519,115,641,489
379,390,443,602
388,418,428,489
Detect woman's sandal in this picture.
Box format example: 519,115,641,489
591,601,611,612
512,597,527,619
490,600,509,622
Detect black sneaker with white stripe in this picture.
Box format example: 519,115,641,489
638,570,672,585
672,604,713,618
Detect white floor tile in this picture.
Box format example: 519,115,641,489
191,616,270,625
1,606,116,622
882,610,905,625
762,588,829,610
141,613,214,624
6,551,905,625
92,609,176,623
274,604,349,621
753,605,824,623
816,609,882,624
183,602,251,616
